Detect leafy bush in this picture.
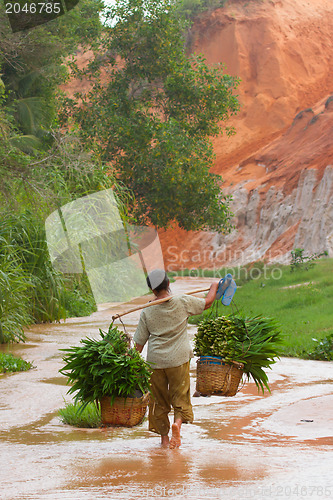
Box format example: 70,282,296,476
307,334,333,361
58,401,101,428
0,210,65,324
0,352,34,373
194,315,282,393
0,210,97,343
60,325,152,409
0,246,32,343
290,248,328,272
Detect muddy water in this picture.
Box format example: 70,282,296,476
1,278,333,500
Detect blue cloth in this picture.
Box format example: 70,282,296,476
216,274,232,300
216,274,237,306
221,278,237,306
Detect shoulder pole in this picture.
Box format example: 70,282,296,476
112,287,210,321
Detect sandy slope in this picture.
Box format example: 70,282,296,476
159,0,333,269
194,0,333,172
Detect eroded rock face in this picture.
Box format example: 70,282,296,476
294,166,333,257
221,166,333,266
161,165,333,270
160,98,333,270
194,0,333,170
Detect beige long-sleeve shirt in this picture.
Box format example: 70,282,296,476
133,294,205,369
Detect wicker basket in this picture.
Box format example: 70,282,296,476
100,392,149,427
196,356,244,396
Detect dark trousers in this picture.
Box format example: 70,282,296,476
148,361,193,435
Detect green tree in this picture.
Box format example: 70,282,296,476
0,0,104,152
290,248,328,272
0,1,113,201
63,0,240,231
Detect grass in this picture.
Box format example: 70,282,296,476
0,210,97,343
61,274,97,319
0,352,34,373
58,401,101,428
189,257,333,358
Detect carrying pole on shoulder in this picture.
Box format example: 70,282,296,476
111,287,210,321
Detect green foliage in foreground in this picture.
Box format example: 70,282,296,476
58,401,101,428
0,251,32,343
0,211,65,324
0,352,34,373
60,272,97,320
0,0,104,153
60,326,151,409
189,257,333,359
194,315,282,393
0,1,127,343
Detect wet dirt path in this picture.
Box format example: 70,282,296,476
1,278,333,500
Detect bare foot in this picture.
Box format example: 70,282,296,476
161,435,169,447
169,423,181,449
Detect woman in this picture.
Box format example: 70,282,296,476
134,269,218,448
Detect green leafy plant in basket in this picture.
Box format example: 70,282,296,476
194,315,282,393
59,325,152,412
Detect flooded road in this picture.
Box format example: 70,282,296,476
1,278,333,499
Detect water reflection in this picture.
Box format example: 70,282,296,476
67,439,267,498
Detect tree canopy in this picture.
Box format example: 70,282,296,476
0,0,105,153
63,0,240,231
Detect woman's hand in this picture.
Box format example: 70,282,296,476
204,282,220,310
